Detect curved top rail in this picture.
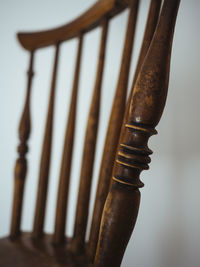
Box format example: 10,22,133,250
18,0,129,51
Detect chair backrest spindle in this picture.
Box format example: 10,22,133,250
32,44,60,239
87,0,139,261
72,18,109,253
53,35,83,245
10,51,35,239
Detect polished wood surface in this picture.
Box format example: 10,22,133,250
0,0,181,266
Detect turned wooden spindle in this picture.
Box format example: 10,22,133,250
95,0,181,266
72,19,108,253
117,0,162,174
114,0,162,198
32,44,60,239
53,35,83,245
89,0,163,259
87,0,139,261
10,51,35,239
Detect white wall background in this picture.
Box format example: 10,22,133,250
0,0,200,266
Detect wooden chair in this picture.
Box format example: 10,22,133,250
0,0,180,266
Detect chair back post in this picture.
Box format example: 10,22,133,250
94,0,181,266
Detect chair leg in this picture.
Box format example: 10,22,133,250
94,182,140,267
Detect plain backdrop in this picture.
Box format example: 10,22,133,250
0,0,200,266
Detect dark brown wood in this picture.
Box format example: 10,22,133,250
10,51,35,239
95,184,140,267
53,35,83,245
87,0,139,261
1,0,182,266
111,0,162,200
132,0,162,88
17,0,131,51
0,233,86,267
32,44,60,239
116,0,162,178
72,19,109,253
117,0,162,180
94,0,181,266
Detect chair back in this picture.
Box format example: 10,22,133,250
10,0,180,265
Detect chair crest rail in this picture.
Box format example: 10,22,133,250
17,0,131,51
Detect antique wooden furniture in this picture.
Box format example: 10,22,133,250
0,0,180,266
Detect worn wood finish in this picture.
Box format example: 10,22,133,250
95,0,181,266
88,1,162,258
117,0,162,188
72,19,108,253
53,35,83,245
17,0,130,51
10,51,35,239
87,0,139,261
117,0,162,176
33,44,60,239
